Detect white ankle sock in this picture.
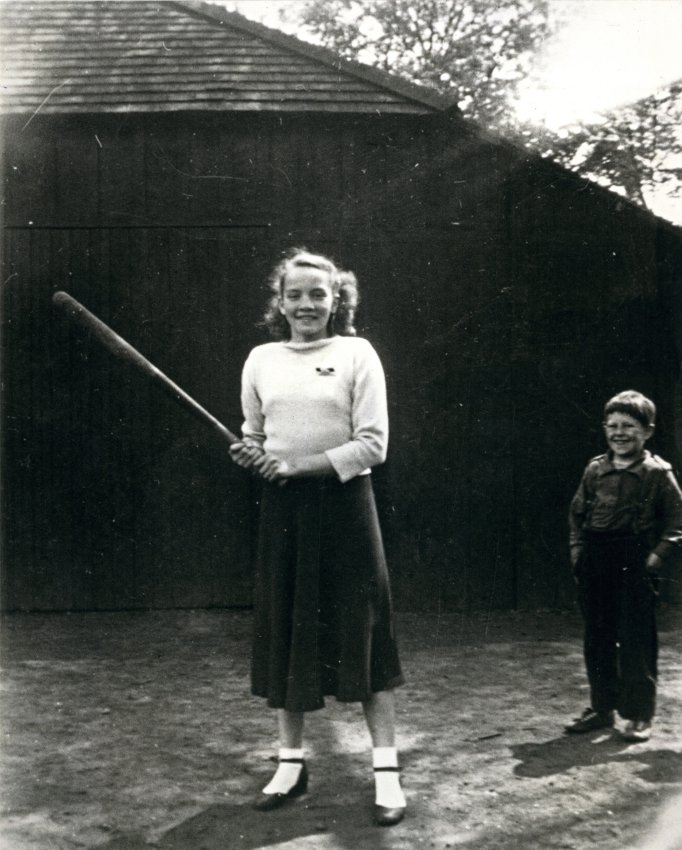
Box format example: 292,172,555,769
263,748,303,795
372,747,406,808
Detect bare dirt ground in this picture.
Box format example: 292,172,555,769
1,605,681,850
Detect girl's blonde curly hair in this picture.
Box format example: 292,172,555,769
261,248,359,339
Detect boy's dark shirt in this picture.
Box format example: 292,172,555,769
569,449,682,566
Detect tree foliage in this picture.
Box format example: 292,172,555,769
300,0,552,126
531,82,682,209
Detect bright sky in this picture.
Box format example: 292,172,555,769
515,0,682,129
211,1,304,32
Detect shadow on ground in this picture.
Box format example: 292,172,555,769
1,608,681,850
512,733,682,779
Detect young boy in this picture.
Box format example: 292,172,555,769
566,390,682,741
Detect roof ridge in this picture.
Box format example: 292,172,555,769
172,0,458,114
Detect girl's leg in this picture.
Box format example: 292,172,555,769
363,690,406,819
261,710,306,795
363,689,396,746
278,708,304,748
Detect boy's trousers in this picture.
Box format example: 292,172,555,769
576,531,658,722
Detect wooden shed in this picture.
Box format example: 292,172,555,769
2,0,682,613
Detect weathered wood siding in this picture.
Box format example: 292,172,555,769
2,110,680,611
1,111,446,611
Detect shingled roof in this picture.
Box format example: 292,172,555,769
0,0,456,115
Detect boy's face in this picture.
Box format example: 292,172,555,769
603,412,653,461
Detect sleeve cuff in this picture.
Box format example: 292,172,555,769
325,446,368,483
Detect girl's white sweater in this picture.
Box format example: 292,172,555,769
240,335,388,483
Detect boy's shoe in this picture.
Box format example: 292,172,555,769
621,720,651,742
564,708,615,734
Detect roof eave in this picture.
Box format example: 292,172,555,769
173,0,459,115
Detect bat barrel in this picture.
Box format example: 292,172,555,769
52,291,239,445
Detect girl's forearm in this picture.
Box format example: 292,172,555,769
288,453,335,478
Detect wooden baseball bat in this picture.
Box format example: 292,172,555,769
52,290,239,445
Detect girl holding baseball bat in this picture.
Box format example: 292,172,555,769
229,249,405,827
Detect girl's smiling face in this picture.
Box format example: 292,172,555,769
279,266,337,342
603,412,653,461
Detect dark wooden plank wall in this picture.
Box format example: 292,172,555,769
504,159,681,607
0,111,444,611
2,111,679,611
2,225,269,611
348,126,681,611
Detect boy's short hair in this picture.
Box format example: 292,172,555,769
603,390,656,428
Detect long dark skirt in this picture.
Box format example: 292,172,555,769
251,475,404,712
